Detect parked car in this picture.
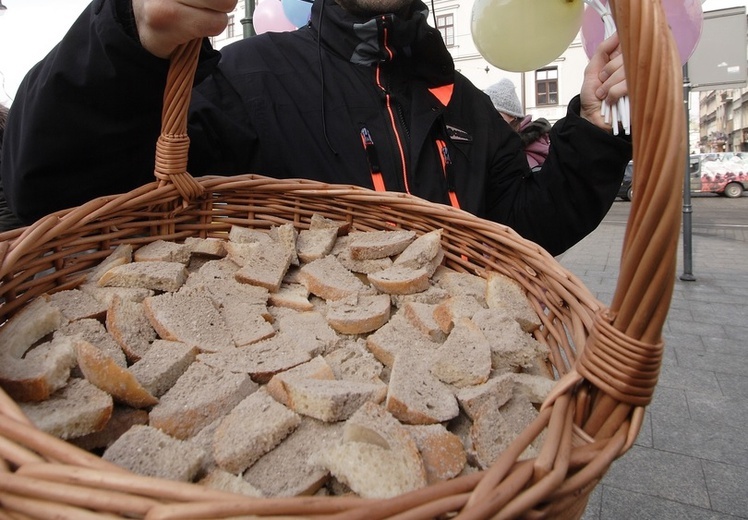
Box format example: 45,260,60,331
617,161,634,201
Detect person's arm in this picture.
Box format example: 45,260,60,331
485,35,632,256
0,0,230,223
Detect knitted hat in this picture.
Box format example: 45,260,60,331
484,78,524,118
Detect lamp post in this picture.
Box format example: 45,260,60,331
241,0,256,38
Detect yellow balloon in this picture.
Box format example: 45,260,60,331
472,0,584,72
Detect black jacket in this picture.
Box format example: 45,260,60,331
0,0,631,255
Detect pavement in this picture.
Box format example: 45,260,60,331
555,200,748,520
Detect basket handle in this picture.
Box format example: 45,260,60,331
153,38,205,201
544,0,685,426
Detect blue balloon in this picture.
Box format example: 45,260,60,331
282,0,312,28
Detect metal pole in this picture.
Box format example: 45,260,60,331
680,63,696,281
241,0,256,38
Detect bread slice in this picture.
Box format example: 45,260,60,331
218,296,275,347
84,244,133,284
70,405,149,452
268,283,314,312
106,296,157,363
433,268,488,306
269,222,300,267
298,256,367,301
198,333,312,384
335,247,393,274
296,227,338,264
228,225,273,245
325,293,391,334
272,308,340,357
485,271,541,332
149,362,257,439
309,213,350,236
405,423,466,484
213,388,301,474
0,335,78,402
75,339,158,408
198,469,264,497
283,378,385,422
508,372,556,404
98,261,188,292
266,356,336,406
184,237,227,258
469,394,540,468
392,229,443,269
223,241,260,267
134,240,191,264
430,317,491,388
244,417,344,497
310,402,427,499
56,318,127,368
234,242,294,292
128,339,198,398
367,265,431,295
401,301,445,342
365,313,440,367
433,296,486,334
386,354,459,425
323,339,384,383
471,308,549,372
79,285,154,307
47,289,108,322
102,424,205,481
0,295,62,359
19,378,113,439
143,293,235,352
390,284,449,308
454,372,515,420
348,230,416,260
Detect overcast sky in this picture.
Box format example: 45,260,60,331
0,0,745,104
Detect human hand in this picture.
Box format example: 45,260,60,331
580,33,628,133
132,0,238,59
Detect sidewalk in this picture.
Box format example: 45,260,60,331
558,207,748,519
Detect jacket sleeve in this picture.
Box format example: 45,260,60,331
0,0,205,223
485,96,632,256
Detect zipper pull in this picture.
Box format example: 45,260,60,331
361,127,386,191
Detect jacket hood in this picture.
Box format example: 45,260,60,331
309,0,455,87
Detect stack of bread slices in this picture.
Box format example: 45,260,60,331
0,215,556,499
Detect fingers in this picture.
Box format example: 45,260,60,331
133,0,238,58
593,35,628,107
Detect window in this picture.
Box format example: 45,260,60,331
536,68,558,106
227,15,235,38
436,14,454,47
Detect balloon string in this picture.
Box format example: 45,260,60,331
583,0,630,136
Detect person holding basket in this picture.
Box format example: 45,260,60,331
0,0,631,255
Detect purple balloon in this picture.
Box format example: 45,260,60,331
581,0,703,65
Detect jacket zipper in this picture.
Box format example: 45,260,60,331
376,19,410,195
436,139,460,209
360,127,386,191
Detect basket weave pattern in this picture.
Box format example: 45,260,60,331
0,1,685,518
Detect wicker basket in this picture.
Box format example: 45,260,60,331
0,1,685,518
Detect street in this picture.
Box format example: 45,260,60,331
607,193,748,244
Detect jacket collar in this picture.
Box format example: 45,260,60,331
309,0,455,87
